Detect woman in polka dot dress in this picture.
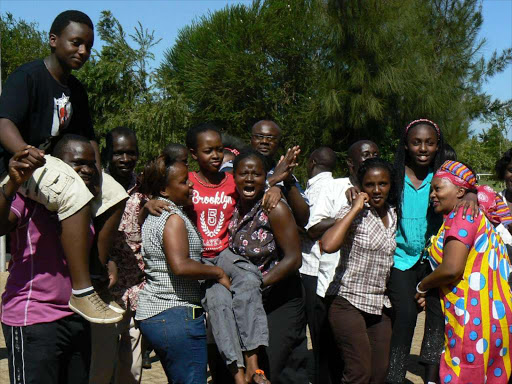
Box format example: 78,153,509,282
416,160,512,384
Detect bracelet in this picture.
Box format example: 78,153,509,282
0,184,16,203
416,281,428,294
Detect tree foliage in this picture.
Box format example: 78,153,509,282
0,12,49,85
2,1,511,177
76,11,190,166
158,0,329,155
322,0,512,147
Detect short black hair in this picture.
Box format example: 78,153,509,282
496,148,512,180
50,10,94,36
101,126,138,166
357,157,399,208
53,134,91,159
233,148,269,175
185,123,221,151
251,120,282,136
310,146,337,172
162,143,188,161
347,140,378,161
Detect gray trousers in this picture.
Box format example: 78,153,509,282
202,248,269,368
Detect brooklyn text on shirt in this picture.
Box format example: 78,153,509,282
192,190,233,209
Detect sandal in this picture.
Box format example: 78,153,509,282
252,369,270,384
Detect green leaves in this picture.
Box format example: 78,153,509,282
0,13,49,84
2,1,510,179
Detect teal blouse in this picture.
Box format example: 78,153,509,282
393,171,441,271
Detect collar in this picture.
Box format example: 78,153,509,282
404,170,433,190
307,172,333,189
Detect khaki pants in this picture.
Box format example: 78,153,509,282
1,155,128,220
89,310,144,384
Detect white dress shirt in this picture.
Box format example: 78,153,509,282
300,172,353,297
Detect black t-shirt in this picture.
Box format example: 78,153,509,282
0,59,95,174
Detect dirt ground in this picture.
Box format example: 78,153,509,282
0,271,425,383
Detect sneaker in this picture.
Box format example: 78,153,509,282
69,291,123,324
93,279,126,315
108,300,126,314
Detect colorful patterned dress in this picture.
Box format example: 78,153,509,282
428,207,512,383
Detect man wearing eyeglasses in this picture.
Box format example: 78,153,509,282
251,120,310,228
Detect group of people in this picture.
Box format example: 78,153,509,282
1,9,512,384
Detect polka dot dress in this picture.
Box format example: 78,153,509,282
429,208,512,383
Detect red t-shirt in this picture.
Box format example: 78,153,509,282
188,171,238,258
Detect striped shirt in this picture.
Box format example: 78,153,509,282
135,198,203,321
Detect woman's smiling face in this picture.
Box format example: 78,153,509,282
361,167,391,210
430,177,463,215
405,124,439,168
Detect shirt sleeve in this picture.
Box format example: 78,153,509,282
0,69,32,128
444,207,480,249
306,186,336,230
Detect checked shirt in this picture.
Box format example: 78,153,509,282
326,204,397,315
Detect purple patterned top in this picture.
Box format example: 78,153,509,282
228,200,280,275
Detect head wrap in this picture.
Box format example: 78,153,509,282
434,160,512,226
405,118,440,138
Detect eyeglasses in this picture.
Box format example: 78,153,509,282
252,133,280,142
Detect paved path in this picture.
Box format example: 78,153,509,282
0,271,425,383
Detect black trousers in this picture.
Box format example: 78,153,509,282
301,273,340,384
261,273,310,383
2,314,91,384
386,261,444,383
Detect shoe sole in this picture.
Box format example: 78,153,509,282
69,303,123,324
109,304,126,314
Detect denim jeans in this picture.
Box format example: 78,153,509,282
139,306,207,384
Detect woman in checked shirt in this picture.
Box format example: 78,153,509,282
321,158,398,384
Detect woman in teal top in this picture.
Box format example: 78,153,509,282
387,119,447,384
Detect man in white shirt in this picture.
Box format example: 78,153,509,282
301,141,379,384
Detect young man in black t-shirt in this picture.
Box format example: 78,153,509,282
0,10,123,324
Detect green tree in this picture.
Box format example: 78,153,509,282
322,0,512,147
458,124,511,177
77,11,190,165
158,0,329,156
1,12,49,85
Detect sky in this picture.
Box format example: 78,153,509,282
1,0,511,136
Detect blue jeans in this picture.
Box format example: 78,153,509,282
139,306,207,384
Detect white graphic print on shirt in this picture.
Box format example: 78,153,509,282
192,189,233,249
51,93,72,136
